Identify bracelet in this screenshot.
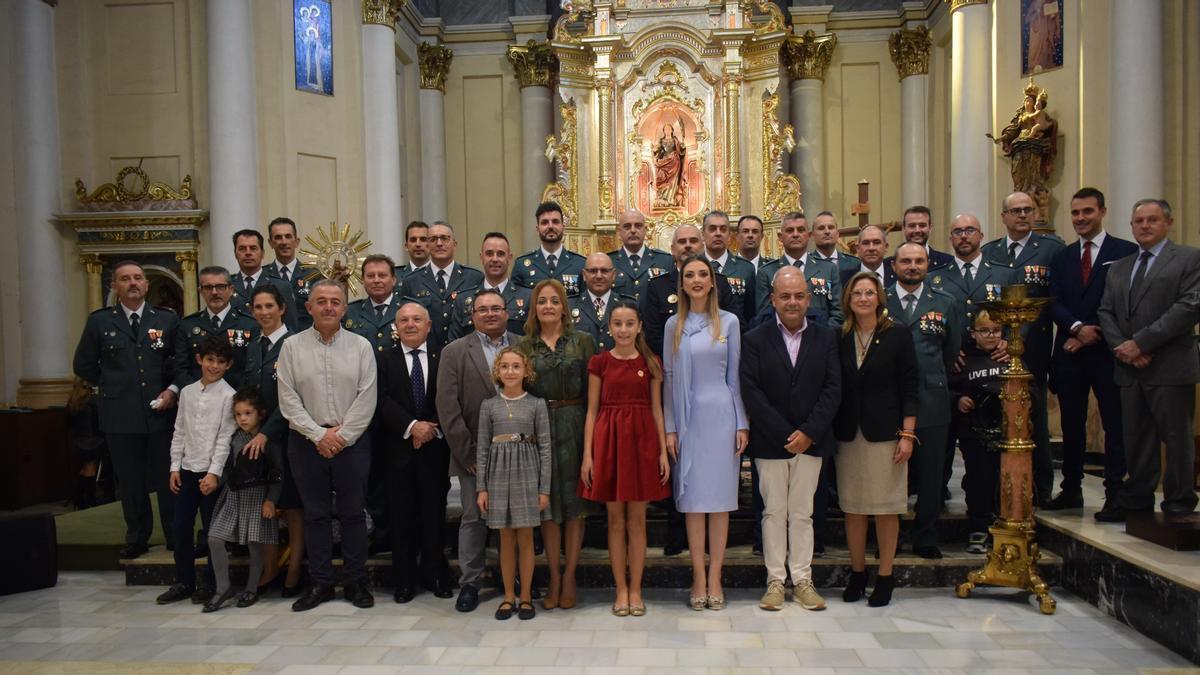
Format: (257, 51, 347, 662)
(897, 430, 919, 444)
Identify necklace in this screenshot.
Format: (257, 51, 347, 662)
(855, 328, 874, 356)
(501, 392, 524, 419)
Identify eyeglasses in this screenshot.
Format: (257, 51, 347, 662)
(972, 328, 1003, 336)
(428, 235, 453, 243)
(200, 284, 231, 292)
(583, 267, 614, 274)
(1005, 207, 1036, 216)
(850, 290, 878, 298)
(474, 306, 507, 315)
(950, 227, 980, 237)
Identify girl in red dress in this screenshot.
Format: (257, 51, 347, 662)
(580, 301, 670, 616)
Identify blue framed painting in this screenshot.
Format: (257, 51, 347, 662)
(294, 0, 333, 95)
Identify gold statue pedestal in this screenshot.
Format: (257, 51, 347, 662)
(955, 285, 1057, 615)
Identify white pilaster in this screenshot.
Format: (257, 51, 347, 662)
(362, 23, 403, 258)
(949, 1, 991, 229)
(418, 89, 447, 223)
(13, 0, 68, 404)
(1108, 0, 1163, 239)
(207, 0, 259, 266)
(790, 79, 825, 215)
(900, 74, 928, 209)
(520, 86, 553, 251)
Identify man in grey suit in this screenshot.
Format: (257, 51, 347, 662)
(1097, 198, 1200, 520)
(435, 288, 521, 611)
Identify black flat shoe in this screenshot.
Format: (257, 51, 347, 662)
(494, 600, 515, 620)
(868, 574, 895, 607)
(456, 584, 480, 613)
(394, 584, 416, 604)
(291, 584, 335, 612)
(191, 585, 215, 605)
(256, 575, 283, 596)
(842, 570, 868, 603)
(202, 588, 238, 613)
(156, 583, 193, 605)
(1042, 492, 1084, 511)
(426, 577, 454, 599)
(517, 601, 536, 620)
(343, 582, 375, 609)
(236, 591, 259, 608)
(119, 544, 149, 559)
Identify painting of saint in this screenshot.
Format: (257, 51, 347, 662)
(632, 101, 705, 216)
(295, 0, 334, 96)
(1022, 0, 1062, 75)
(654, 121, 688, 209)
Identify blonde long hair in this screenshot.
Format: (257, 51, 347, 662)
(840, 271, 893, 335)
(671, 255, 723, 353)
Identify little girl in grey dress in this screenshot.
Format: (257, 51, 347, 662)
(476, 347, 551, 621)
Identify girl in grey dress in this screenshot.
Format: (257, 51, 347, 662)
(476, 348, 552, 620)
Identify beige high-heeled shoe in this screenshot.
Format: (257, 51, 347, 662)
(705, 594, 726, 611)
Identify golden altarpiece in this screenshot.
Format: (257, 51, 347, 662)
(540, 0, 802, 257)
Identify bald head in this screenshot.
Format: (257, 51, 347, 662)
(857, 225, 888, 268)
(617, 209, 648, 252)
(583, 251, 615, 296)
(949, 213, 984, 259)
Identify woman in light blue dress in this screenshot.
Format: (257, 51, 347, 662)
(663, 255, 749, 611)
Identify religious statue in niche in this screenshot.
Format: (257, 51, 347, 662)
(989, 79, 1058, 226)
(294, 0, 334, 96)
(633, 101, 706, 217)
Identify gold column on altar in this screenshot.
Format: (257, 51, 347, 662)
(583, 32, 621, 228)
(176, 251, 199, 315)
(714, 29, 753, 217)
(80, 253, 104, 312)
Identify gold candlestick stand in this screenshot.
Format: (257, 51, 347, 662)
(956, 284, 1057, 614)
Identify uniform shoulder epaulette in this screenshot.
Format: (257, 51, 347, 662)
(153, 305, 178, 315)
(182, 309, 206, 320)
(91, 306, 115, 316)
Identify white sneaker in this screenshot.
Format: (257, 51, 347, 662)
(759, 579, 786, 611)
(793, 580, 826, 611)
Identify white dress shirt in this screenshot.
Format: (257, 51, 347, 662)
(169, 378, 237, 475)
(955, 253, 982, 278)
(206, 305, 232, 326)
(859, 263, 884, 285)
(401, 341, 443, 440)
(277, 327, 378, 445)
(121, 302, 146, 325)
(1004, 233, 1033, 260)
(263, 324, 288, 348)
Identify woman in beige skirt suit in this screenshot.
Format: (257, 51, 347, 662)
(833, 272, 919, 607)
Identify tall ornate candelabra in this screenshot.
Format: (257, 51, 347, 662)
(956, 284, 1057, 614)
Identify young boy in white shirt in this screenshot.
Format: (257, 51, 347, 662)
(156, 336, 238, 604)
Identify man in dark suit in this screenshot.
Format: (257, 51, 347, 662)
(230, 229, 298, 333)
(981, 191, 1065, 503)
(640, 223, 738, 357)
(394, 221, 433, 280)
(886, 243, 963, 558)
(1045, 188, 1137, 515)
(1097, 198, 1200, 521)
(511, 201, 587, 296)
(609, 209, 674, 302)
(376, 303, 453, 602)
(851, 225, 896, 288)
(885, 205, 955, 271)
(73, 261, 180, 559)
(449, 232, 532, 340)
(175, 266, 258, 390)
(344, 255, 404, 353)
(263, 217, 316, 330)
(570, 252, 631, 351)
(398, 222, 484, 353)
(811, 211, 861, 282)
(754, 212, 842, 328)
(741, 267, 841, 611)
(436, 289, 522, 612)
(702, 210, 757, 325)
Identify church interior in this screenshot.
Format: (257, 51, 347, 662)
(0, 0, 1199, 671)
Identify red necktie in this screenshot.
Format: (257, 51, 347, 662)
(1081, 241, 1093, 285)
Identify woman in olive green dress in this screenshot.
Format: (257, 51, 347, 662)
(516, 279, 596, 610)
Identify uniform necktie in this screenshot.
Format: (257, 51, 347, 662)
(712, 259, 722, 273)
(437, 270, 447, 294)
(547, 254, 558, 276)
(410, 348, 426, 416)
(375, 303, 387, 318)
(1130, 250, 1152, 300)
(793, 259, 804, 272)
(260, 336, 271, 363)
(962, 261, 973, 284)
(130, 312, 140, 336)
(279, 266, 289, 282)
(244, 275, 255, 294)
(903, 294, 917, 320)
(1081, 241, 1093, 285)
(1007, 242, 1020, 265)
(629, 253, 641, 274)
(594, 296, 605, 316)
(211, 313, 220, 330)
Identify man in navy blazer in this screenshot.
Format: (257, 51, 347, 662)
(1045, 188, 1137, 516)
(741, 267, 841, 611)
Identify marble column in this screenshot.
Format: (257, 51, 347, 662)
(889, 26, 932, 210)
(362, 1, 404, 259)
(207, 0, 259, 268)
(949, 0, 991, 227)
(14, 0, 70, 407)
(783, 30, 837, 216)
(418, 43, 452, 224)
(507, 41, 557, 251)
(1108, 0, 1163, 240)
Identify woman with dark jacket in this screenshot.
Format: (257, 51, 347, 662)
(833, 272, 919, 607)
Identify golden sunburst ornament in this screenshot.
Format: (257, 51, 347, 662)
(299, 223, 373, 296)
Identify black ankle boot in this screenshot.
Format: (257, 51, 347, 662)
(868, 574, 895, 607)
(73, 475, 97, 510)
(842, 570, 868, 603)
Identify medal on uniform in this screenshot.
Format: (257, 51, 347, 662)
(192, 326, 201, 335)
(523, 259, 531, 267)
(515, 298, 524, 308)
(345, 319, 355, 328)
(390, 323, 400, 343)
(571, 307, 581, 321)
(147, 328, 164, 350)
(272, 362, 278, 381)
(667, 293, 678, 304)
(297, 278, 310, 297)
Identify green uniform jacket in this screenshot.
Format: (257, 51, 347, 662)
(980, 232, 1065, 375)
(608, 246, 674, 303)
(242, 331, 292, 443)
(173, 307, 259, 389)
(232, 273, 299, 333)
(343, 293, 403, 355)
(263, 261, 319, 330)
(398, 263, 485, 353)
(754, 253, 843, 328)
(447, 282, 532, 341)
(568, 292, 635, 352)
(73, 304, 180, 434)
(511, 248, 587, 296)
(885, 285, 963, 429)
(706, 253, 757, 325)
(930, 258, 1019, 333)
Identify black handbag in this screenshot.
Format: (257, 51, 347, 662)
(227, 450, 281, 491)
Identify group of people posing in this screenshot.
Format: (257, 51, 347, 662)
(72, 190, 1199, 618)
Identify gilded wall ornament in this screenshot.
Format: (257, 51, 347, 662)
(75, 167, 194, 204)
(782, 30, 837, 81)
(362, 0, 404, 27)
(761, 93, 802, 222)
(947, 0, 987, 12)
(888, 26, 932, 80)
(506, 40, 558, 88)
(299, 223, 373, 296)
(542, 99, 579, 227)
(418, 43, 454, 92)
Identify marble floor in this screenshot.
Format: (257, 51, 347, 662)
(1, 572, 1196, 674)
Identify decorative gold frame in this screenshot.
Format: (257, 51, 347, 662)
(542, 99, 580, 228)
